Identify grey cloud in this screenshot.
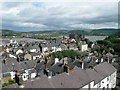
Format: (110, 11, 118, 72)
(1, 2, 118, 32)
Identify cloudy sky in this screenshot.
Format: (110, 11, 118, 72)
(1, 1, 118, 32)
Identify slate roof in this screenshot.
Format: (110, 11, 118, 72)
(86, 69, 103, 84)
(35, 61, 45, 70)
(2, 58, 37, 73)
(93, 62, 117, 78)
(3, 62, 117, 89)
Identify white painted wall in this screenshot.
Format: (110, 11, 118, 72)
(22, 73, 28, 81)
(81, 44, 88, 52)
(16, 49, 23, 55)
(33, 55, 41, 60)
(30, 73, 36, 79)
(30, 49, 37, 53)
(56, 47, 62, 51)
(43, 47, 48, 53)
(9, 54, 16, 58)
(51, 47, 56, 52)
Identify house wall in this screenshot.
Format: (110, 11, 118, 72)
(30, 73, 36, 79)
(93, 71, 117, 89)
(110, 71, 117, 88)
(42, 47, 48, 53)
(24, 54, 32, 60)
(9, 71, 16, 80)
(9, 54, 16, 58)
(80, 84, 89, 90)
(30, 49, 37, 53)
(81, 44, 88, 52)
(90, 81, 95, 88)
(51, 47, 56, 52)
(56, 47, 62, 51)
(16, 50, 23, 55)
(33, 55, 41, 60)
(22, 73, 28, 81)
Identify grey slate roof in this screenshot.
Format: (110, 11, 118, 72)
(2, 58, 37, 73)
(93, 62, 117, 77)
(4, 62, 117, 89)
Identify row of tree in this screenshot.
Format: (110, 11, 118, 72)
(97, 32, 120, 56)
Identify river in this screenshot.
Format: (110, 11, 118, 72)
(1, 36, 107, 43)
(85, 36, 107, 42)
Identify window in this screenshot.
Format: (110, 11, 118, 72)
(24, 76, 26, 78)
(88, 84, 90, 90)
(99, 82, 101, 88)
(107, 77, 109, 81)
(103, 87, 105, 90)
(107, 84, 109, 90)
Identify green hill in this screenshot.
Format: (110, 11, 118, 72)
(30, 28, 118, 36)
(1, 28, 119, 37)
(1, 29, 22, 36)
(97, 31, 120, 56)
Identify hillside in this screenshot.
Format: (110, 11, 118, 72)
(97, 31, 120, 56)
(30, 28, 118, 36)
(1, 28, 119, 37)
(68, 29, 118, 36)
(1, 29, 22, 36)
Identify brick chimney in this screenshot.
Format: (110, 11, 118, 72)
(15, 70, 23, 86)
(17, 55, 20, 62)
(44, 65, 52, 78)
(64, 64, 70, 73)
(47, 56, 51, 63)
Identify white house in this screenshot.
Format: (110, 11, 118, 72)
(80, 44, 88, 52)
(56, 47, 62, 52)
(16, 49, 23, 55)
(9, 54, 16, 58)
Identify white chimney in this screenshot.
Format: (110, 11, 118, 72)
(95, 59, 98, 63)
(63, 57, 68, 65)
(101, 58, 103, 63)
(82, 61, 84, 69)
(47, 70, 52, 79)
(55, 58, 59, 64)
(112, 58, 115, 63)
(108, 56, 110, 63)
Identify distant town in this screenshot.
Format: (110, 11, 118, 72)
(1, 32, 120, 89)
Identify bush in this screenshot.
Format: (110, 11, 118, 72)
(2, 79, 16, 87)
(49, 50, 79, 59)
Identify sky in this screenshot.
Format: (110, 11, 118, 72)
(0, 1, 118, 32)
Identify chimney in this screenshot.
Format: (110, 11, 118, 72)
(81, 61, 84, 69)
(17, 55, 20, 62)
(101, 58, 103, 63)
(64, 64, 70, 73)
(75, 56, 77, 60)
(107, 56, 110, 63)
(47, 57, 51, 63)
(63, 57, 68, 65)
(112, 58, 115, 63)
(47, 70, 52, 79)
(15, 70, 23, 87)
(3, 59, 6, 64)
(55, 58, 59, 64)
(44, 65, 52, 78)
